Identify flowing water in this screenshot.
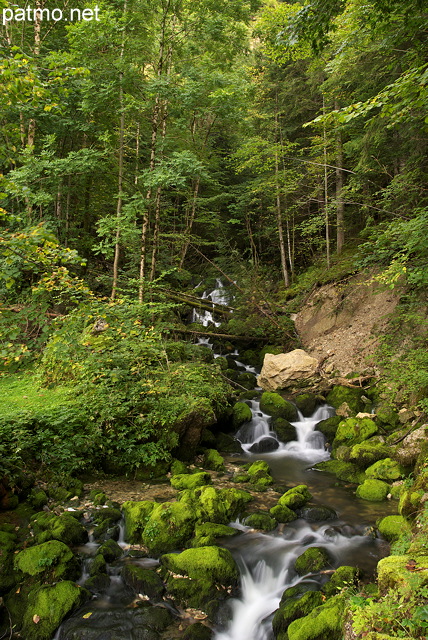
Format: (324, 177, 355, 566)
(53, 281, 393, 640)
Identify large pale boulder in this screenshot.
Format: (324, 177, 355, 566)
(257, 350, 319, 391)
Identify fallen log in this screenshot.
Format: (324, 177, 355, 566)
(170, 328, 270, 342)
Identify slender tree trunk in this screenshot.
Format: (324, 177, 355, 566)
(245, 210, 259, 269)
(179, 176, 200, 268)
(65, 175, 71, 247)
(275, 101, 290, 288)
(323, 95, 330, 269)
(111, 0, 127, 301)
(335, 102, 345, 254)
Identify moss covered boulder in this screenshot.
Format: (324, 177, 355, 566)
(273, 590, 323, 636)
(398, 489, 424, 517)
(122, 500, 155, 543)
(356, 479, 390, 501)
(287, 595, 346, 640)
(232, 402, 252, 428)
(278, 485, 312, 510)
(315, 460, 366, 485)
(272, 417, 296, 443)
(326, 386, 365, 414)
(260, 392, 298, 421)
(14, 540, 80, 581)
(30, 512, 88, 546)
(203, 449, 225, 472)
(294, 547, 332, 575)
(269, 504, 298, 523)
(349, 441, 390, 468)
(377, 555, 428, 593)
(294, 393, 318, 417)
(243, 512, 277, 531)
(121, 564, 165, 598)
(170, 472, 212, 490)
(322, 566, 359, 597)
(0, 529, 19, 595)
(178, 486, 252, 525)
(247, 460, 273, 486)
(161, 546, 238, 584)
(142, 501, 197, 554)
(298, 505, 337, 522)
(365, 458, 406, 481)
(191, 522, 238, 547)
(332, 417, 378, 452)
(182, 622, 213, 640)
(21, 581, 89, 640)
(315, 416, 341, 441)
(377, 515, 411, 541)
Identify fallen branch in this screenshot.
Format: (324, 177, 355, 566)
(171, 328, 269, 342)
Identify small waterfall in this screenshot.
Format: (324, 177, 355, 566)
(192, 279, 229, 328)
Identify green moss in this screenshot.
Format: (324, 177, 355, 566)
(244, 512, 277, 531)
(349, 442, 390, 468)
(170, 472, 212, 490)
(30, 512, 87, 546)
(273, 591, 323, 635)
(273, 417, 296, 442)
(232, 401, 252, 427)
(89, 553, 106, 576)
(315, 416, 341, 441)
(322, 566, 359, 597)
(398, 489, 424, 517)
(326, 386, 365, 413)
(269, 504, 298, 523)
(237, 372, 257, 390)
(182, 622, 213, 640)
(365, 458, 406, 481)
(161, 546, 238, 584)
(97, 539, 122, 563)
(376, 405, 400, 429)
(14, 540, 79, 581)
(333, 417, 378, 451)
(165, 575, 218, 611)
(0, 530, 19, 595)
(178, 486, 252, 525)
(121, 564, 165, 598)
(287, 595, 346, 640)
(142, 501, 197, 554)
(22, 581, 89, 640)
(247, 460, 273, 484)
(315, 460, 366, 484)
(232, 472, 250, 483)
(278, 485, 312, 510)
(377, 555, 428, 594)
(356, 479, 390, 501)
(294, 547, 332, 575)
(203, 449, 225, 472)
(191, 522, 238, 547)
(170, 459, 188, 475)
(377, 515, 411, 541)
(260, 392, 298, 421)
(28, 489, 48, 510)
(122, 500, 155, 543)
(294, 393, 318, 417)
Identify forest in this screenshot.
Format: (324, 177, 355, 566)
(0, 0, 428, 639)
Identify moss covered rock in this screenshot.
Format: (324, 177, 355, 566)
(122, 500, 155, 543)
(273, 590, 323, 636)
(232, 402, 252, 428)
(294, 547, 332, 575)
(178, 486, 252, 525)
(298, 505, 337, 522)
(272, 417, 296, 443)
(121, 564, 165, 598)
(170, 472, 212, 490)
(0, 530, 19, 595)
(315, 460, 366, 484)
(237, 372, 257, 390)
(243, 512, 277, 531)
(161, 546, 238, 585)
(398, 489, 424, 517)
(164, 574, 218, 612)
(97, 538, 122, 563)
(365, 458, 406, 481)
(269, 504, 298, 523)
(30, 512, 88, 546)
(260, 392, 298, 421)
(315, 416, 341, 441)
(247, 460, 273, 484)
(14, 540, 79, 581)
(170, 459, 188, 475)
(349, 441, 390, 468)
(142, 501, 197, 554)
(278, 485, 312, 510)
(322, 566, 359, 597)
(294, 393, 318, 417)
(326, 386, 365, 413)
(191, 522, 239, 547)
(333, 417, 378, 451)
(377, 515, 411, 541)
(182, 622, 213, 640)
(203, 449, 225, 472)
(356, 479, 390, 502)
(287, 595, 346, 640)
(21, 581, 89, 640)
(377, 554, 428, 593)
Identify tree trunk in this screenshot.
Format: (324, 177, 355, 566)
(275, 103, 290, 288)
(179, 176, 201, 269)
(335, 127, 345, 254)
(323, 95, 330, 269)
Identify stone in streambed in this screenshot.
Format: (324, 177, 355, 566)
(248, 436, 279, 453)
(332, 417, 378, 452)
(315, 415, 341, 441)
(243, 512, 277, 531)
(273, 590, 323, 636)
(269, 504, 298, 523)
(170, 472, 212, 490)
(315, 460, 366, 485)
(161, 546, 238, 584)
(232, 401, 252, 428)
(348, 441, 390, 468)
(278, 485, 312, 510)
(182, 622, 213, 640)
(272, 417, 296, 443)
(258, 350, 319, 391)
(237, 372, 257, 390)
(21, 581, 90, 640)
(30, 512, 88, 546)
(297, 505, 337, 522)
(286, 594, 346, 640)
(294, 547, 332, 575)
(191, 522, 239, 547)
(356, 479, 390, 502)
(14, 540, 80, 582)
(246, 460, 273, 484)
(177, 485, 252, 525)
(365, 458, 406, 481)
(203, 449, 225, 472)
(122, 500, 156, 544)
(326, 386, 365, 414)
(322, 565, 359, 597)
(142, 501, 197, 554)
(259, 392, 298, 421)
(294, 393, 319, 417)
(121, 565, 165, 598)
(377, 515, 411, 541)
